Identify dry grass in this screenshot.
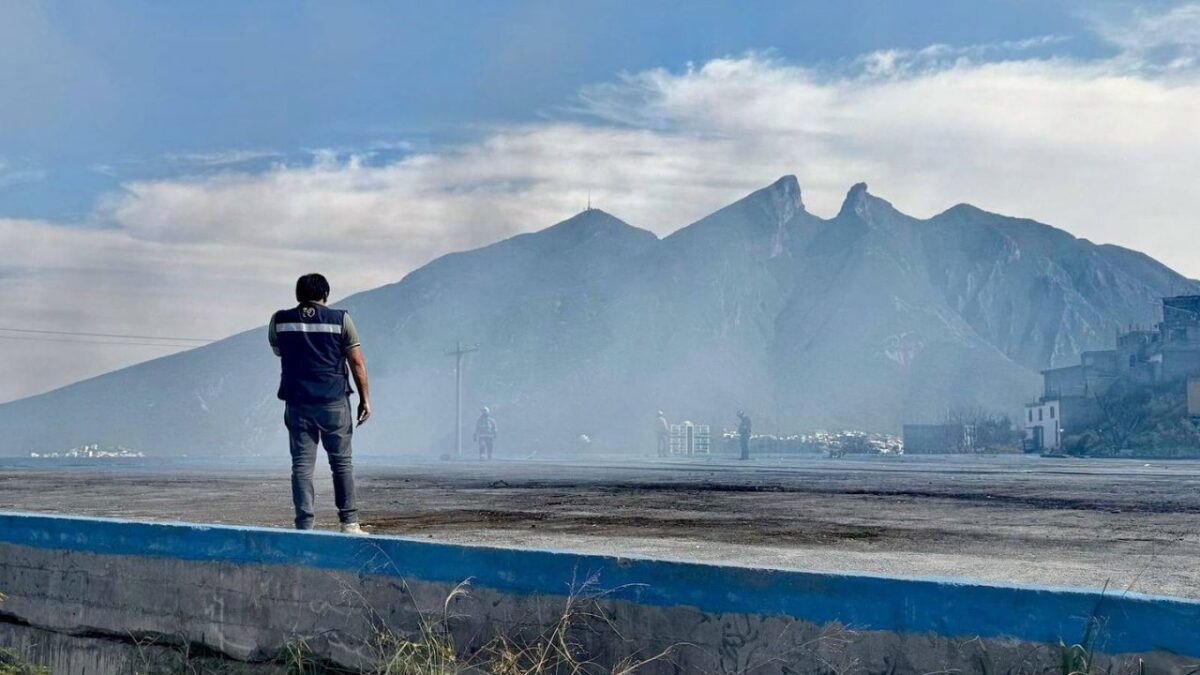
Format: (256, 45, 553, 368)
(356, 576, 673, 675)
(1, 576, 669, 675)
(0, 649, 50, 675)
(0, 592, 48, 675)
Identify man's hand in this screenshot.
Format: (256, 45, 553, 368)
(347, 345, 371, 427)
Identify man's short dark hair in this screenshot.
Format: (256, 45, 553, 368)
(295, 273, 331, 303)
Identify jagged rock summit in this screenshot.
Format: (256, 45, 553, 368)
(1, 177, 1195, 456)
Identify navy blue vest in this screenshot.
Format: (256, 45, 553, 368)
(274, 302, 352, 404)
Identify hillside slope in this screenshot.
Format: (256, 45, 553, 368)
(1, 177, 1194, 456)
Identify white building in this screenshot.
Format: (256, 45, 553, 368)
(1024, 399, 1062, 451)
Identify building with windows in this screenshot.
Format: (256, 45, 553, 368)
(1024, 295, 1200, 452)
(1160, 296, 1200, 381)
(1115, 296, 1200, 382)
(1023, 396, 1102, 451)
(1024, 400, 1060, 451)
(1024, 351, 1115, 452)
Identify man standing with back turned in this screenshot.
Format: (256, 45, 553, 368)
(269, 273, 371, 533)
(736, 411, 752, 461)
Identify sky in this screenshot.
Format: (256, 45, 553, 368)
(1, 0, 1199, 402)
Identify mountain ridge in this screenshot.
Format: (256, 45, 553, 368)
(1, 177, 1195, 456)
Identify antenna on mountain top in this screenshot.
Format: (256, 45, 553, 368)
(587, 188, 592, 211)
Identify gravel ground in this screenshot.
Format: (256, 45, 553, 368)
(2, 455, 1198, 598)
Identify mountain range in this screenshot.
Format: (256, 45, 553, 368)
(2, 176, 1195, 456)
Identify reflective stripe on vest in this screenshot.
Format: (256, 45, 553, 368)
(275, 322, 343, 334)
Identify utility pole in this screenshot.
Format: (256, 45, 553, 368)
(446, 341, 479, 458)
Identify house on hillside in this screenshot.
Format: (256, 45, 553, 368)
(1024, 397, 1104, 452)
(1026, 350, 1117, 451)
(1159, 296, 1200, 380)
(1024, 295, 1200, 452)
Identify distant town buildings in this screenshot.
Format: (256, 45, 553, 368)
(718, 429, 901, 457)
(1025, 295, 1200, 452)
(29, 443, 145, 459)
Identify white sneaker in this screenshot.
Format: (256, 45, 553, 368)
(340, 523, 366, 535)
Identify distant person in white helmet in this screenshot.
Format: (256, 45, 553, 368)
(474, 406, 497, 460)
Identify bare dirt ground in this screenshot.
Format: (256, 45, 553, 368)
(2, 455, 1198, 599)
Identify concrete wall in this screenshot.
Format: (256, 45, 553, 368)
(902, 424, 970, 454)
(1041, 357, 1118, 402)
(1162, 345, 1200, 382)
(1, 512, 1198, 674)
(1161, 295, 1200, 328)
(1043, 365, 1086, 398)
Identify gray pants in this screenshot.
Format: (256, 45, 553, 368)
(285, 398, 357, 529)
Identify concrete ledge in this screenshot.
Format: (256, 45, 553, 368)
(1, 511, 1198, 671)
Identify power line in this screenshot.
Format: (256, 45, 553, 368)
(0, 327, 214, 343)
(0, 334, 200, 349)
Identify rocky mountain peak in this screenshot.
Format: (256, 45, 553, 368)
(553, 207, 632, 231)
(524, 208, 657, 252)
(837, 182, 872, 220)
(664, 176, 807, 248)
(835, 182, 907, 228)
(763, 174, 805, 216)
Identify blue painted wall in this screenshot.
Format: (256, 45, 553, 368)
(1, 511, 1197, 656)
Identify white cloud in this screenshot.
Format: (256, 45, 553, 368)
(162, 148, 284, 167)
(0, 158, 47, 189)
(1088, 2, 1200, 68)
(4, 3, 1200, 401)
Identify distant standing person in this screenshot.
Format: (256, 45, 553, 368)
(656, 410, 670, 457)
(269, 273, 370, 534)
(737, 411, 752, 460)
(475, 406, 497, 460)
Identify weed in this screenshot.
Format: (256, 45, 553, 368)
(282, 638, 321, 675)
(124, 632, 283, 675)
(0, 593, 47, 675)
(0, 648, 50, 675)
(474, 580, 671, 675)
(368, 579, 469, 675)
(355, 573, 671, 675)
(280, 639, 355, 675)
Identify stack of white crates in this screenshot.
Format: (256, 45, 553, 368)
(669, 422, 710, 456)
